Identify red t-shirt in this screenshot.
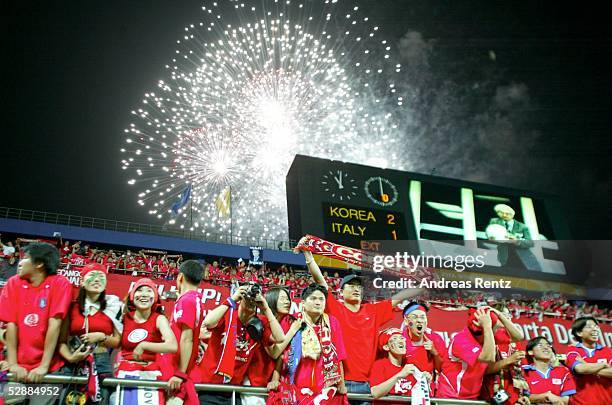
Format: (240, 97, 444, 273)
(370, 357, 413, 404)
(248, 314, 293, 387)
(70, 254, 88, 268)
(565, 343, 612, 405)
(325, 293, 394, 381)
(199, 311, 273, 384)
(68, 303, 114, 336)
(522, 364, 576, 398)
(481, 327, 522, 403)
(437, 327, 489, 399)
(0, 274, 72, 371)
(169, 290, 205, 374)
(120, 312, 163, 363)
(402, 328, 447, 374)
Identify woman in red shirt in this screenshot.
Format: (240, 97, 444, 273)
(114, 278, 177, 405)
(58, 263, 122, 404)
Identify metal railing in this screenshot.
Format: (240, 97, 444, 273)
(2, 374, 488, 404)
(0, 207, 295, 251)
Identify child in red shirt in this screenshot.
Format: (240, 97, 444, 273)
(167, 261, 206, 405)
(370, 328, 432, 404)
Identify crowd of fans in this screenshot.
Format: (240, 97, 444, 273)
(428, 292, 611, 323)
(1, 235, 609, 323)
(0, 240, 610, 405)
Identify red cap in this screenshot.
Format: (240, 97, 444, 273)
(378, 328, 404, 350)
(467, 307, 499, 333)
(80, 263, 108, 280)
(129, 278, 160, 304)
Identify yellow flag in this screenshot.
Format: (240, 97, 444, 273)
(216, 186, 231, 218)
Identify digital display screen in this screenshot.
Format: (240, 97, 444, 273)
(286, 155, 577, 284)
(322, 202, 408, 248)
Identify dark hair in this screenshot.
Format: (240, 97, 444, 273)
(23, 242, 60, 275)
(301, 283, 327, 300)
(525, 336, 551, 362)
(77, 288, 107, 313)
(571, 316, 598, 342)
(179, 260, 204, 285)
(265, 287, 291, 317)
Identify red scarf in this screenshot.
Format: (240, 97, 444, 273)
(214, 306, 237, 382)
(172, 371, 198, 405)
(85, 354, 102, 403)
(297, 235, 434, 282)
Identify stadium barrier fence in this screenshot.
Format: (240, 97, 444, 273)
(3, 373, 489, 404)
(0, 206, 296, 251)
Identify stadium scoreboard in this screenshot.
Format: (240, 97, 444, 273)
(287, 155, 578, 283)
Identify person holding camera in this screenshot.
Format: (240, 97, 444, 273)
(57, 263, 122, 404)
(522, 336, 575, 405)
(197, 281, 285, 405)
(481, 304, 529, 404)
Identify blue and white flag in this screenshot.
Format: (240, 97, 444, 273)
(170, 184, 192, 216)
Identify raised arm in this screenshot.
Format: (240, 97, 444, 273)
(203, 286, 247, 328)
(296, 237, 328, 289)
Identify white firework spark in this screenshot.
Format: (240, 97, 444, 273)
(121, 0, 407, 242)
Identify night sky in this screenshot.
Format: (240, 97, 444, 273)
(4, 1, 612, 239)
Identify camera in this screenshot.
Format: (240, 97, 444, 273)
(245, 281, 261, 301)
(69, 336, 95, 353)
(492, 389, 509, 404)
(246, 316, 264, 341)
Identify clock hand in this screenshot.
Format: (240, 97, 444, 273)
(379, 177, 384, 197)
(334, 171, 344, 190)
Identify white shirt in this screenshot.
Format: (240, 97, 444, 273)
(2, 245, 15, 256)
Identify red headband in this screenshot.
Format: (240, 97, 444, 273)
(378, 328, 404, 350)
(80, 263, 108, 280)
(129, 278, 159, 304)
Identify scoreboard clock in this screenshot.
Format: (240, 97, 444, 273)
(287, 155, 414, 249)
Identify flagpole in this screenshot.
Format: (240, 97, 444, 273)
(229, 185, 233, 244)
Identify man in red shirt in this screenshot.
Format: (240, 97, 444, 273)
(167, 260, 206, 405)
(523, 336, 576, 404)
(437, 307, 498, 399)
(198, 282, 285, 404)
(299, 244, 420, 404)
(0, 243, 72, 405)
(370, 328, 432, 404)
(401, 302, 446, 375)
(565, 316, 612, 405)
(291, 284, 348, 404)
(481, 305, 528, 404)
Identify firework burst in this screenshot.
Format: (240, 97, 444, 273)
(121, 0, 406, 242)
